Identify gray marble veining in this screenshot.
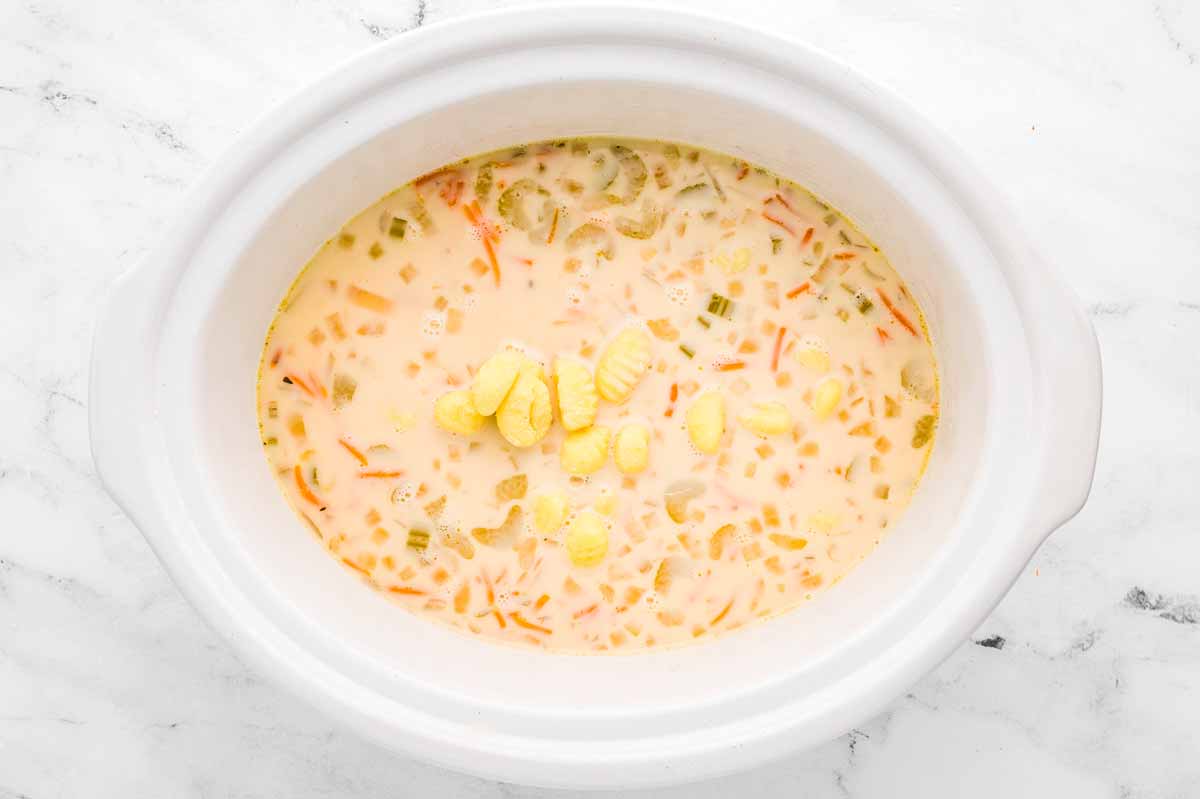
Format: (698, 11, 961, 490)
(2, 0, 1198, 795)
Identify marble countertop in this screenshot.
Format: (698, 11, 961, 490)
(3, 0, 1198, 795)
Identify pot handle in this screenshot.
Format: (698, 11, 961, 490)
(1022, 263, 1102, 540)
(89, 257, 168, 534)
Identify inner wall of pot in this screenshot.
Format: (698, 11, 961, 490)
(192, 57, 990, 717)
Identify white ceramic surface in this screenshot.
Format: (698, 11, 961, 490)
(85, 6, 1100, 789)
(15, 0, 1199, 796)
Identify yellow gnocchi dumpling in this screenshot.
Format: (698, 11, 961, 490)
(811, 377, 843, 421)
(434, 390, 486, 435)
(517, 355, 547, 383)
(595, 327, 652, 403)
(496, 370, 552, 447)
(565, 509, 609, 566)
(807, 511, 839, 534)
(390, 409, 417, 433)
(686, 391, 725, 454)
(471, 350, 525, 416)
(714, 247, 751, 276)
(613, 423, 650, 474)
(560, 425, 611, 475)
(593, 492, 617, 516)
(533, 491, 569, 534)
(554, 357, 599, 431)
(737, 401, 793, 437)
(793, 335, 831, 373)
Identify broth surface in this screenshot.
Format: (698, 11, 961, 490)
(257, 138, 939, 652)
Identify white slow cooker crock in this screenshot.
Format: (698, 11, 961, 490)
(89, 6, 1101, 789)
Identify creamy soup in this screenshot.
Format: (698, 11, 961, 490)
(257, 138, 938, 653)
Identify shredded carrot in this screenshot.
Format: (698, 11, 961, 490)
(573, 603, 599, 620)
(463, 201, 481, 226)
(546, 207, 560, 244)
(762, 211, 795, 237)
(801, 227, 814, 246)
(387, 585, 426, 596)
(358, 470, 404, 479)
(666, 382, 679, 416)
(464, 202, 502, 287)
(710, 598, 735, 626)
(772, 193, 802, 217)
(285, 373, 315, 398)
(876, 288, 918, 336)
(717, 360, 746, 372)
(833, 252, 856, 261)
(414, 167, 451, 187)
(439, 178, 464, 207)
(736, 162, 750, 180)
(516, 257, 534, 267)
(510, 612, 552, 634)
(534, 593, 550, 610)
(876, 326, 892, 344)
(484, 571, 495, 605)
(307, 371, 328, 399)
(338, 438, 367, 466)
(786, 282, 811, 299)
(269, 348, 282, 367)
(492, 609, 507, 629)
(463, 201, 499, 241)
(341, 558, 371, 577)
(771, 326, 787, 372)
(294, 464, 321, 505)
(482, 236, 500, 286)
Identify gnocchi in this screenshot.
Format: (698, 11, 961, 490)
(496, 369, 553, 447)
(737, 401, 793, 437)
(471, 350, 525, 415)
(686, 391, 725, 454)
(794, 345, 831, 374)
(560, 426, 611, 476)
(565, 509, 609, 566)
(595, 327, 652, 403)
(533, 491, 569, 534)
(811, 378, 844, 421)
(434, 390, 486, 435)
(554, 357, 599, 431)
(613, 424, 651, 474)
